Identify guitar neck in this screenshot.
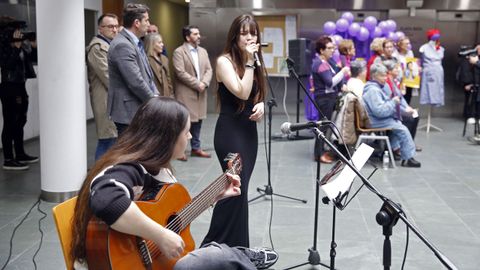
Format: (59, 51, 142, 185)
(166, 169, 232, 232)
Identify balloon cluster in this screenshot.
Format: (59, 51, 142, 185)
(323, 12, 405, 44)
(322, 12, 405, 59)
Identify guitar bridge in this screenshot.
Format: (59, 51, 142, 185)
(137, 239, 153, 268)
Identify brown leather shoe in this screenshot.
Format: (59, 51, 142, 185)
(319, 153, 333, 164)
(177, 154, 188, 161)
(191, 149, 211, 158)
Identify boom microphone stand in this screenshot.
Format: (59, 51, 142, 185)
(283, 58, 331, 270)
(249, 60, 307, 204)
(313, 128, 459, 270)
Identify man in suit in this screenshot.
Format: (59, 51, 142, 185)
(86, 13, 119, 160)
(107, 3, 158, 135)
(173, 25, 212, 160)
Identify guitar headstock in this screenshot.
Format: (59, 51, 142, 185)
(224, 153, 242, 175)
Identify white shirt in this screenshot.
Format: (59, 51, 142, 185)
(187, 43, 201, 81)
(347, 77, 365, 98)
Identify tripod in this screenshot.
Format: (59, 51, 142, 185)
(249, 64, 307, 204)
(462, 84, 479, 137)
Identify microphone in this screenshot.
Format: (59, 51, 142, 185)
(280, 120, 331, 134)
(253, 51, 261, 67)
(260, 42, 269, 47)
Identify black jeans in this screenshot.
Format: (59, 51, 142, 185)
(0, 82, 29, 160)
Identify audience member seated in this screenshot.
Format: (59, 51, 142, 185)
(362, 63, 421, 168)
(382, 60, 421, 152)
(346, 59, 367, 98)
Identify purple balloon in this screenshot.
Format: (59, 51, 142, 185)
(357, 26, 370, 41)
(323, 21, 336, 35)
(336, 18, 349, 32)
(370, 26, 383, 38)
(387, 31, 397, 41)
(348, 22, 361, 37)
(341, 12, 354, 23)
(378, 21, 389, 35)
(331, 34, 343, 45)
(386, 20, 397, 32)
(363, 16, 378, 31)
(396, 31, 405, 40)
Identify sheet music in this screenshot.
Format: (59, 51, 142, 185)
(321, 143, 374, 202)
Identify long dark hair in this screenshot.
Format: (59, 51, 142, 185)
(70, 97, 190, 263)
(221, 14, 266, 111)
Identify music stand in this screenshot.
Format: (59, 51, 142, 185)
(319, 159, 379, 270)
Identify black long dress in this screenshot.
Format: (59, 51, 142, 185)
(201, 82, 258, 248)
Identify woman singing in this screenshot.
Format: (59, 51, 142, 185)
(202, 14, 266, 248)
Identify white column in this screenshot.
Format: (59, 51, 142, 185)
(37, 0, 86, 202)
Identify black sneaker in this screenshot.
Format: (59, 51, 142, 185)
(237, 247, 278, 269)
(3, 159, 29, 170)
(16, 154, 39, 164)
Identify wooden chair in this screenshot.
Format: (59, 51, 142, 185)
(354, 109, 396, 168)
(52, 196, 78, 270)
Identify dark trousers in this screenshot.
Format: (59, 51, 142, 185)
(404, 87, 413, 104)
(314, 94, 337, 157)
(0, 82, 29, 160)
(463, 90, 480, 119)
(190, 120, 203, 150)
(402, 114, 419, 140)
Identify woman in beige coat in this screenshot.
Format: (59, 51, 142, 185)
(144, 33, 174, 97)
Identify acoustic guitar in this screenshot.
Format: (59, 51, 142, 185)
(85, 153, 242, 270)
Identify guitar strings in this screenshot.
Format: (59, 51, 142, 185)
(142, 159, 241, 257)
(146, 163, 240, 258)
(166, 161, 240, 232)
(167, 172, 230, 232)
(147, 174, 229, 258)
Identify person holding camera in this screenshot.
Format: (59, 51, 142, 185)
(0, 26, 39, 170)
(458, 46, 480, 124)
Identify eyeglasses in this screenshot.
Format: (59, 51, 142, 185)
(101, 25, 119, 29)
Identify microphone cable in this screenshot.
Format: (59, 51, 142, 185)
(259, 62, 277, 251)
(1, 197, 46, 270)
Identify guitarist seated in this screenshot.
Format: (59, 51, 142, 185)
(70, 97, 278, 270)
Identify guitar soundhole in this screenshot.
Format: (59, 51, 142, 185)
(167, 214, 182, 234)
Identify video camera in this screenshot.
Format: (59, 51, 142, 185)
(0, 17, 36, 42)
(458, 45, 478, 58)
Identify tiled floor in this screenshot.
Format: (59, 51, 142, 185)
(1, 114, 479, 270)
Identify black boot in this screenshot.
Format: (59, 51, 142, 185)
(401, 158, 421, 168)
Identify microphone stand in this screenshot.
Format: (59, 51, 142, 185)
(249, 62, 307, 204)
(283, 58, 332, 270)
(313, 128, 459, 270)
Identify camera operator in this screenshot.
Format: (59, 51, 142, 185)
(458, 45, 480, 142)
(0, 18, 39, 170)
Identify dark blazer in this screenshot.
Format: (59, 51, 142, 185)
(107, 29, 157, 124)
